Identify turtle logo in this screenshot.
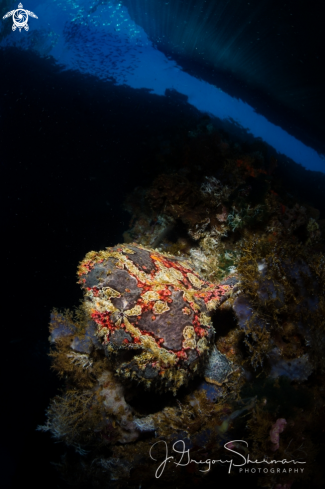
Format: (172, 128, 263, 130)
(3, 3, 38, 32)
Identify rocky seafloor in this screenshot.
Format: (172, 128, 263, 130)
(39, 121, 325, 489)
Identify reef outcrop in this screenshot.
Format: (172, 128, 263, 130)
(39, 123, 325, 489)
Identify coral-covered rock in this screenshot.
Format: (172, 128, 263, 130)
(268, 349, 313, 381)
(77, 243, 234, 392)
